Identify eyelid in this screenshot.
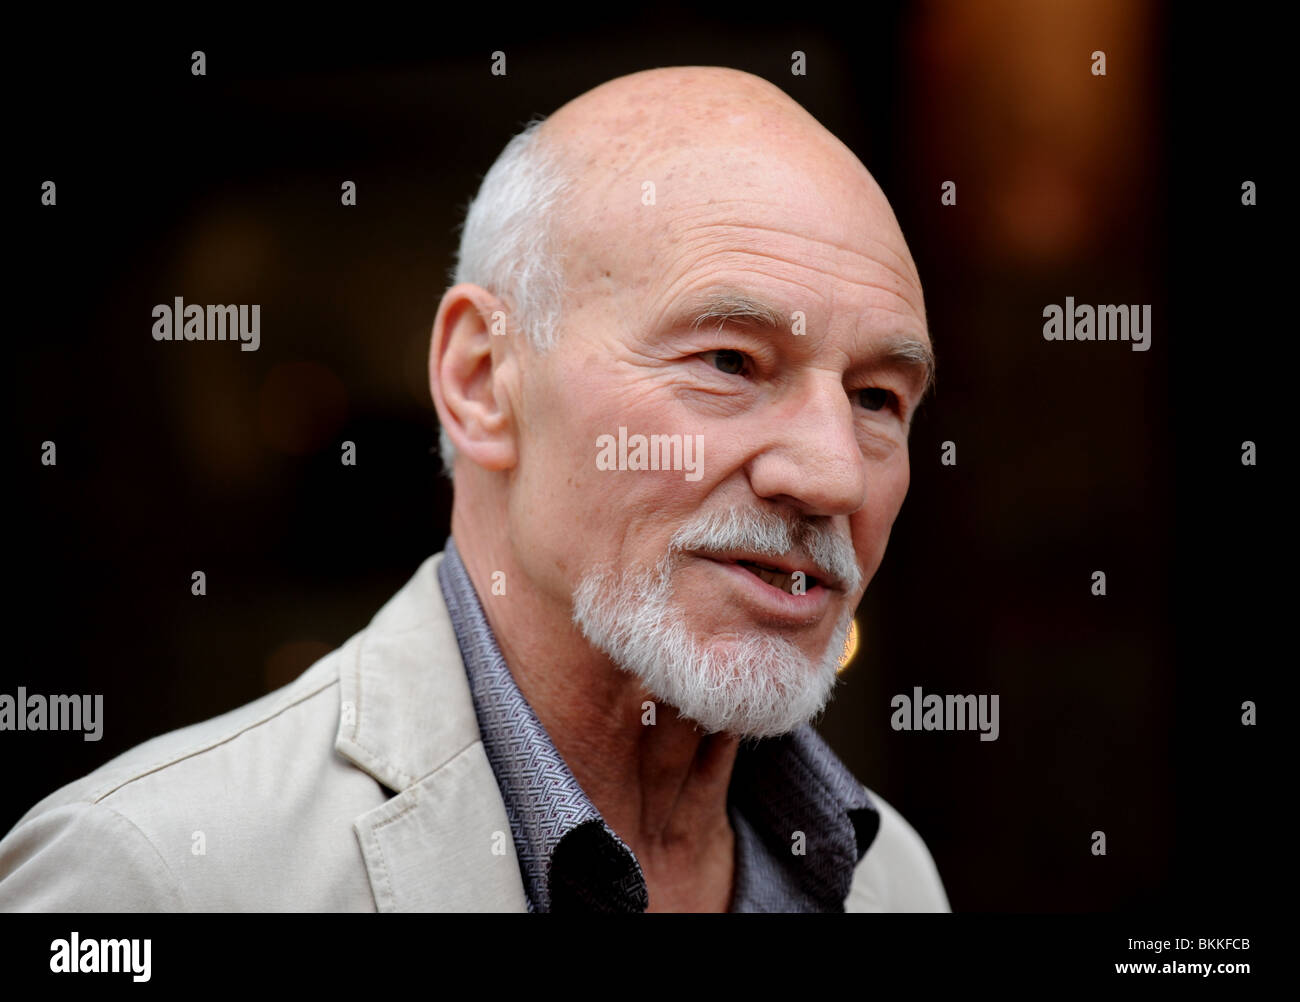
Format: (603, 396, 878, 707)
(697, 348, 754, 375)
(694, 352, 910, 418)
(853, 385, 905, 418)
(687, 327, 777, 362)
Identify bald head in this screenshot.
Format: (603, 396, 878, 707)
(536, 67, 923, 325)
(438, 64, 930, 473)
(542, 66, 844, 173)
(542, 66, 871, 190)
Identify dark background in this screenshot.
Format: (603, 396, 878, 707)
(8, 4, 1279, 912)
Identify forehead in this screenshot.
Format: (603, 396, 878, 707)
(562, 141, 927, 345)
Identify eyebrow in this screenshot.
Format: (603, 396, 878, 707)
(688, 290, 788, 333)
(682, 289, 936, 400)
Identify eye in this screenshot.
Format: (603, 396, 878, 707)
(700, 349, 750, 376)
(856, 387, 894, 412)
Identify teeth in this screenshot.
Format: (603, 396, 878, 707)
(741, 561, 796, 594)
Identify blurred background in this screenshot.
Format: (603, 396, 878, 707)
(9, 2, 1279, 911)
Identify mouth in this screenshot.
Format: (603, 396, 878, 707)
(692, 550, 845, 595)
(734, 559, 817, 595)
(694, 553, 836, 626)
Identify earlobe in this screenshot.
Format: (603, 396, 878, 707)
(429, 284, 518, 473)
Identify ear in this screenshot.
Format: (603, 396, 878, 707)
(429, 283, 518, 473)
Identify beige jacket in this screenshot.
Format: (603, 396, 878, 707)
(0, 552, 949, 912)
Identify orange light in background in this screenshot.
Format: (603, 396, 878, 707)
(909, 0, 1154, 266)
(837, 618, 860, 673)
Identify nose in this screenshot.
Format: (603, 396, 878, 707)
(744, 375, 869, 517)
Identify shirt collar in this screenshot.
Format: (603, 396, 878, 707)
(437, 535, 878, 911)
(437, 538, 644, 911)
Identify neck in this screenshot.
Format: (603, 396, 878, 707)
(450, 517, 741, 911)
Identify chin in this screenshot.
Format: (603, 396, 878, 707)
(572, 550, 855, 740)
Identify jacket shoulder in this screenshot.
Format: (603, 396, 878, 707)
(845, 789, 950, 912)
(15, 647, 346, 819)
(0, 800, 189, 911)
(0, 638, 381, 911)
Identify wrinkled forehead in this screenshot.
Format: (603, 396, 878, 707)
(546, 121, 924, 329)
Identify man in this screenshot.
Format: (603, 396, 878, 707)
(0, 66, 947, 912)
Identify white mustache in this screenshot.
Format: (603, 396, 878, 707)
(668, 507, 862, 592)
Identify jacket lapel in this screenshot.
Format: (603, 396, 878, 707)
(334, 552, 529, 912)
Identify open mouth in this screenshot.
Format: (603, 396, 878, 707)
(735, 559, 817, 595)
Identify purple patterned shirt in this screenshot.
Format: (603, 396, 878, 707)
(438, 536, 878, 912)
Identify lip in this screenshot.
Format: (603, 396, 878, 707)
(696, 554, 835, 627)
(697, 550, 844, 591)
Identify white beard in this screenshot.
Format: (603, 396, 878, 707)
(571, 508, 859, 739)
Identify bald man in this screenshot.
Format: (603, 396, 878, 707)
(0, 67, 948, 913)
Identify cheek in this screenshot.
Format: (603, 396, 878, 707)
(854, 456, 911, 569)
(517, 368, 617, 494)
(511, 373, 693, 569)
(880, 448, 912, 514)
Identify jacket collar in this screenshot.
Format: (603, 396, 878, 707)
(333, 552, 529, 911)
(330, 550, 878, 912)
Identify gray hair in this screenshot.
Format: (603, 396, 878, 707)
(438, 117, 575, 478)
